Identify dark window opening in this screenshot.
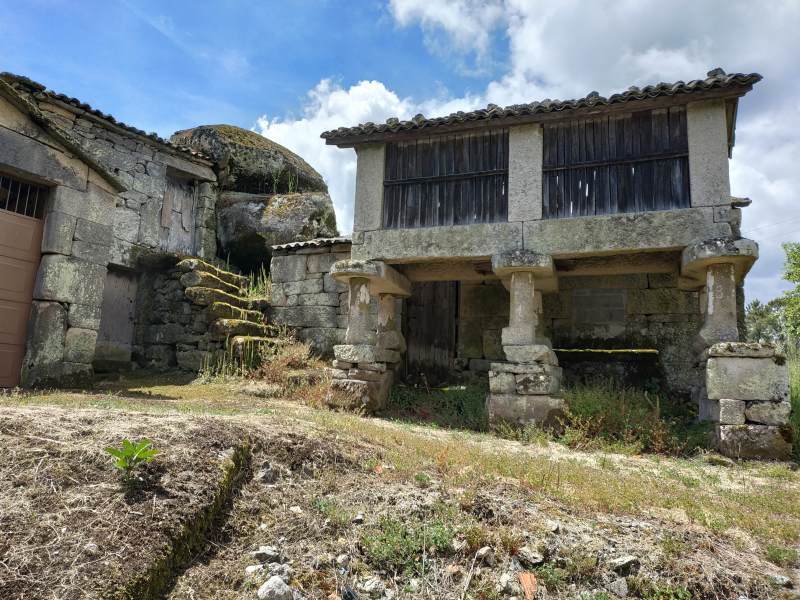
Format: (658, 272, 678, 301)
(542, 107, 690, 219)
(383, 130, 509, 229)
(0, 173, 47, 219)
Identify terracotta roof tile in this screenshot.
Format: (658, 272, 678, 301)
(0, 72, 213, 161)
(321, 69, 761, 145)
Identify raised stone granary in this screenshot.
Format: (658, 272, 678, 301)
(315, 68, 793, 459)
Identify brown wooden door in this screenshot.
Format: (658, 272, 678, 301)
(0, 208, 43, 387)
(402, 281, 458, 385)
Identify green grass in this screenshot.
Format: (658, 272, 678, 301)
(360, 511, 455, 574)
(382, 383, 489, 431)
(765, 543, 800, 567)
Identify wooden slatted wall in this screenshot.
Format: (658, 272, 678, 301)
(542, 107, 690, 219)
(383, 130, 508, 229)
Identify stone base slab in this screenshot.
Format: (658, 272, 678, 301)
(706, 355, 789, 402)
(328, 371, 393, 413)
(489, 363, 562, 395)
(716, 425, 792, 460)
(487, 393, 566, 428)
(333, 344, 376, 364)
(500, 345, 558, 365)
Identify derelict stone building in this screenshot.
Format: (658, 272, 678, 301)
(307, 68, 791, 459)
(0, 73, 336, 387)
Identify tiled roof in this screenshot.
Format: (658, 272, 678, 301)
(321, 69, 762, 145)
(0, 72, 212, 162)
(271, 236, 352, 251)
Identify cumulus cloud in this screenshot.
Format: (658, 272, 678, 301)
(255, 0, 800, 301)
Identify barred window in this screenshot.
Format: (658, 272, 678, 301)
(0, 173, 47, 219)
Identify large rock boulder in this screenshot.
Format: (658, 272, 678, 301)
(170, 124, 327, 194)
(217, 191, 338, 271)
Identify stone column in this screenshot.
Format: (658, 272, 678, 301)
(328, 259, 410, 412)
(377, 293, 405, 355)
(488, 250, 563, 427)
(698, 263, 738, 347)
(681, 238, 792, 460)
(345, 277, 375, 345)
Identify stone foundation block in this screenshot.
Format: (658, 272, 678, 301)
(34, 255, 106, 306)
(707, 341, 777, 359)
(67, 303, 102, 330)
(516, 369, 561, 395)
(377, 330, 406, 352)
(329, 372, 392, 412)
(716, 425, 792, 460)
(487, 393, 566, 428)
(63, 328, 98, 364)
(745, 401, 791, 426)
(332, 359, 354, 369)
(326, 367, 348, 379)
(270, 255, 308, 283)
(41, 211, 76, 255)
(348, 368, 385, 381)
(706, 356, 789, 402)
(334, 344, 376, 364)
(357, 361, 387, 372)
(707, 399, 745, 425)
(502, 344, 558, 365)
(374, 347, 401, 364)
(21, 301, 67, 386)
(489, 372, 516, 394)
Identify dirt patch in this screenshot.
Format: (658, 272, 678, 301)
(0, 407, 254, 599)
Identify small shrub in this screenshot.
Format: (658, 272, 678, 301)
(766, 543, 799, 567)
(104, 438, 159, 483)
(535, 564, 566, 591)
(629, 578, 691, 600)
(414, 472, 432, 488)
(312, 497, 350, 531)
(360, 514, 454, 574)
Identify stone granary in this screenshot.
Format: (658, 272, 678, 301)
(0, 73, 337, 387)
(312, 68, 792, 459)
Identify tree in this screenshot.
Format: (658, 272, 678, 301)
(783, 242, 800, 341)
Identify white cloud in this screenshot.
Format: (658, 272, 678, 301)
(254, 0, 800, 301)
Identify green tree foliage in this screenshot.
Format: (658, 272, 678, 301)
(745, 243, 800, 350)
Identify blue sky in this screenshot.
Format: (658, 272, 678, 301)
(1, 1, 501, 135)
(3, 0, 799, 303)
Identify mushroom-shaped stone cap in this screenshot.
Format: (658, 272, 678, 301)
(491, 250, 554, 277)
(331, 260, 411, 297)
(681, 237, 758, 284)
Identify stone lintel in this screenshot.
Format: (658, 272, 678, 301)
(680, 237, 758, 287)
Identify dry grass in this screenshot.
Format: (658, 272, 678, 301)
(2, 360, 799, 597)
(0, 406, 255, 599)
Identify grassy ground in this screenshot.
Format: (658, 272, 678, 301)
(1, 336, 798, 598)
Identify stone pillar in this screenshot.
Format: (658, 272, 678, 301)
(328, 260, 410, 412)
(344, 277, 375, 345)
(682, 238, 792, 459)
(488, 250, 564, 427)
(697, 263, 738, 348)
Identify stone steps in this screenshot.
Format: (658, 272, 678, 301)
(209, 318, 278, 341)
(180, 270, 242, 296)
(176, 258, 249, 289)
(229, 335, 290, 359)
(207, 301, 264, 324)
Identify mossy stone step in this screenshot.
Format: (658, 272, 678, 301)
(229, 335, 290, 358)
(207, 301, 264, 324)
(209, 318, 278, 340)
(177, 258, 249, 289)
(180, 270, 242, 295)
(185, 286, 250, 309)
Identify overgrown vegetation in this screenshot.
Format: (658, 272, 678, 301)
(244, 263, 271, 299)
(383, 378, 709, 457)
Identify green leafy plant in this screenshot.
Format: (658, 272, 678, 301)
(105, 438, 159, 482)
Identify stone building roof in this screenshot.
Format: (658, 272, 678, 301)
(321, 69, 762, 146)
(0, 72, 213, 162)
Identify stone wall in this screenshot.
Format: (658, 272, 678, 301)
(542, 272, 703, 396)
(269, 240, 353, 355)
(34, 99, 218, 268)
(455, 281, 508, 374)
